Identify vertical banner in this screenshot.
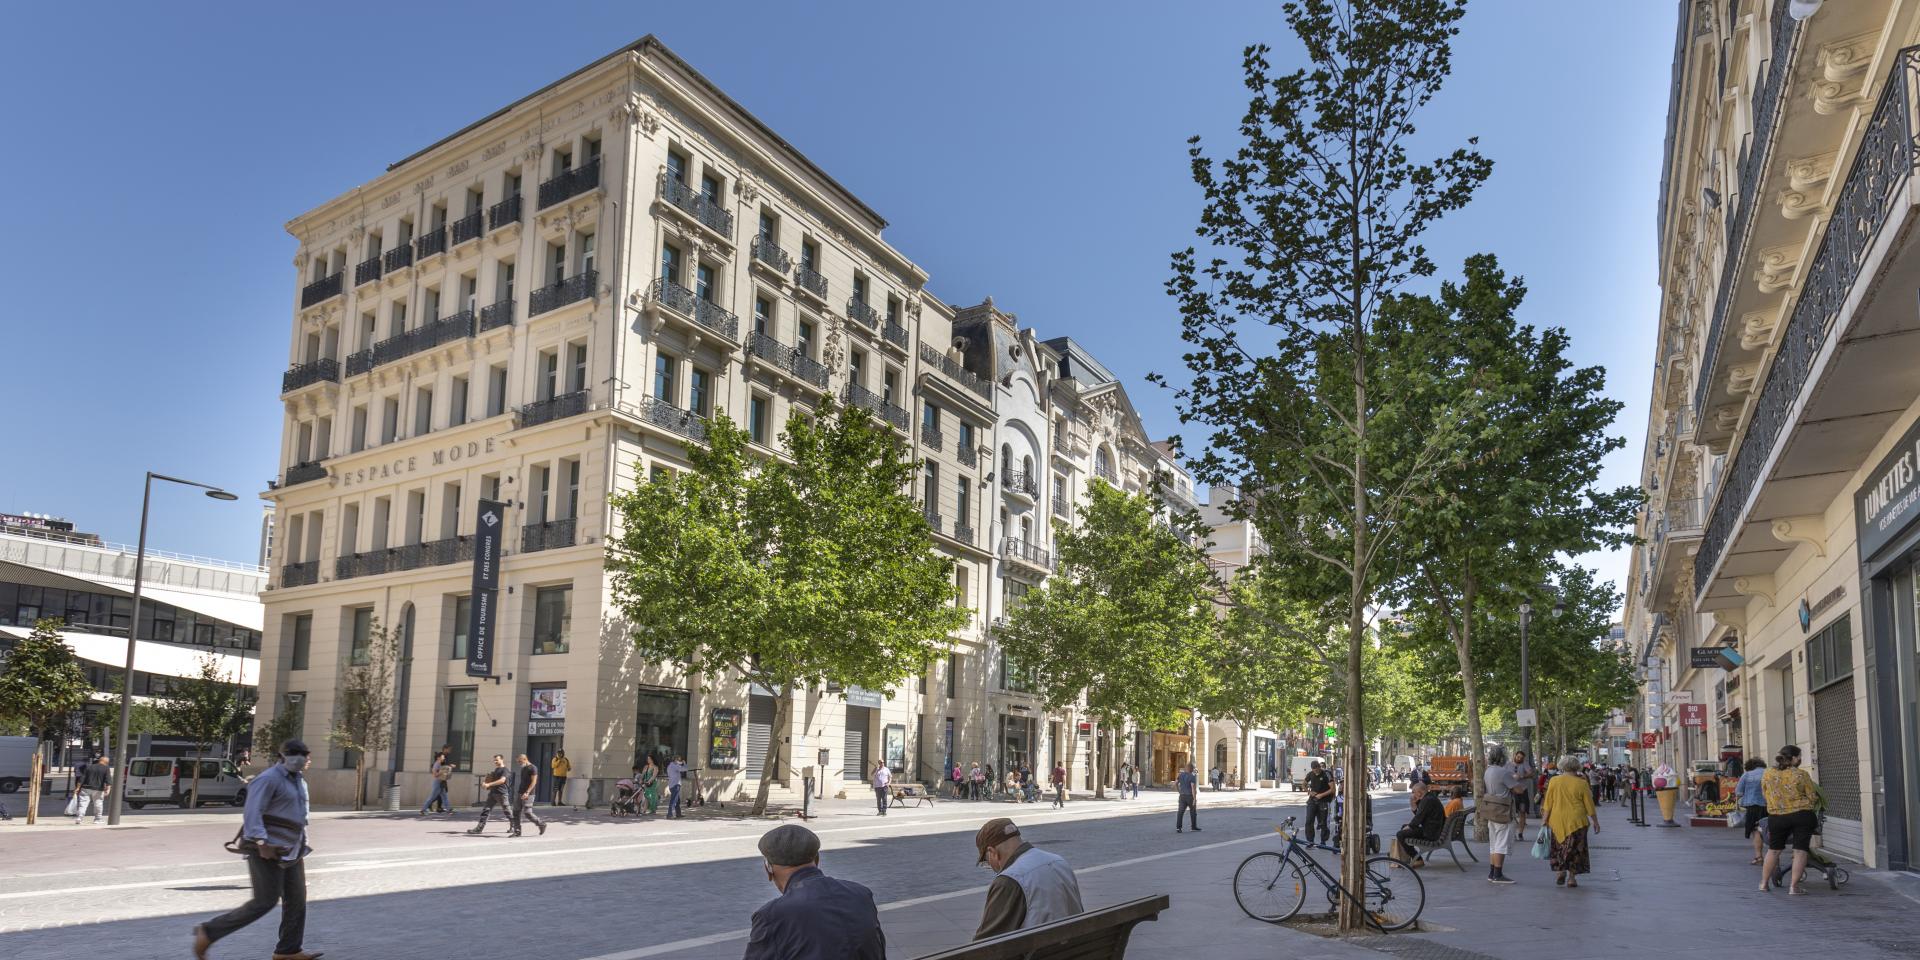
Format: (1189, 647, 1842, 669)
(465, 498, 507, 678)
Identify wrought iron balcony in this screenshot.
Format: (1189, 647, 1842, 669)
(488, 194, 522, 231)
(751, 236, 792, 272)
(952, 522, 975, 545)
(479, 298, 515, 332)
(795, 264, 828, 299)
(283, 460, 327, 486)
(281, 358, 340, 394)
(637, 395, 708, 442)
(354, 255, 382, 286)
(844, 383, 909, 431)
(1005, 469, 1038, 498)
(334, 536, 474, 581)
(383, 244, 414, 273)
(518, 390, 590, 429)
(749, 333, 831, 387)
(1053, 432, 1071, 455)
(415, 226, 448, 260)
(918, 343, 992, 399)
(335, 549, 390, 580)
(922, 425, 945, 451)
(659, 175, 735, 236)
(923, 509, 943, 534)
(522, 518, 576, 553)
(539, 156, 601, 209)
(530, 270, 597, 316)
(1095, 464, 1118, 483)
(345, 348, 373, 378)
(652, 278, 739, 340)
(957, 443, 977, 468)
(1053, 497, 1069, 519)
(882, 320, 908, 351)
(846, 298, 881, 329)
(1001, 537, 1053, 572)
(300, 272, 342, 308)
(451, 210, 484, 245)
(1667, 497, 1703, 534)
(281, 561, 319, 588)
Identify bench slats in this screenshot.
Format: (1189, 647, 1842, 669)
(908, 895, 1169, 960)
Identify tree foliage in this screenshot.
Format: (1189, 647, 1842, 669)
(0, 619, 92, 823)
(328, 618, 399, 811)
(156, 652, 252, 808)
(606, 401, 966, 815)
(1199, 566, 1334, 738)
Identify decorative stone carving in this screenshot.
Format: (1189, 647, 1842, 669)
(1813, 33, 1877, 116)
(1740, 306, 1782, 350)
(1732, 574, 1776, 608)
(1728, 361, 1762, 395)
(1754, 244, 1800, 293)
(1786, 152, 1836, 192)
(1713, 404, 1743, 433)
(737, 174, 761, 205)
(1771, 516, 1827, 557)
(1712, 608, 1747, 630)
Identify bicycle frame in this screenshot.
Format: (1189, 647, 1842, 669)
(1273, 820, 1380, 923)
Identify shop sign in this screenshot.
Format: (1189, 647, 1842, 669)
(1798, 586, 1846, 634)
(1857, 415, 1920, 561)
(1640, 732, 1658, 749)
(1679, 703, 1707, 728)
(464, 498, 506, 678)
(708, 708, 741, 768)
(527, 688, 566, 736)
(1666, 690, 1695, 704)
(844, 686, 884, 709)
(1691, 647, 1724, 669)
(335, 434, 510, 487)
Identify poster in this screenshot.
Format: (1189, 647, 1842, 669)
(884, 724, 906, 773)
(709, 708, 741, 768)
(528, 688, 566, 736)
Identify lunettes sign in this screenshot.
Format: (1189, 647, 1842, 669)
(335, 435, 508, 487)
(1857, 416, 1920, 563)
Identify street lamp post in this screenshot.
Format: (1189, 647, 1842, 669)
(107, 472, 238, 825)
(1518, 596, 1565, 769)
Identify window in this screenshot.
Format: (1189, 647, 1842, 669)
(754, 296, 772, 336)
(446, 688, 478, 772)
(539, 349, 559, 401)
(389, 301, 407, 338)
(956, 478, 971, 528)
(947, 652, 961, 698)
(424, 286, 441, 322)
(887, 295, 902, 326)
(700, 173, 722, 205)
(849, 349, 865, 387)
(696, 263, 716, 302)
(955, 566, 970, 611)
(852, 274, 868, 306)
(350, 405, 368, 453)
(1001, 444, 1013, 476)
(460, 274, 478, 314)
(348, 607, 373, 666)
(440, 482, 461, 539)
(660, 243, 683, 285)
(496, 259, 516, 303)
(1806, 615, 1855, 691)
(450, 376, 469, 427)
(750, 395, 771, 445)
(562, 458, 581, 519)
(533, 585, 572, 655)
(414, 386, 433, 436)
(487, 365, 508, 418)
(883, 369, 898, 406)
(801, 240, 818, 271)
(690, 368, 714, 417)
(568, 342, 588, 393)
(959, 421, 974, 452)
(577, 232, 596, 275)
(290, 614, 311, 671)
(923, 462, 939, 512)
(505, 170, 522, 199)
(923, 401, 940, 432)
(654, 353, 678, 404)
(405, 489, 426, 545)
(531, 464, 551, 523)
(381, 397, 399, 444)
(546, 242, 566, 285)
(450, 596, 471, 660)
(666, 150, 688, 185)
(758, 211, 777, 244)
(341, 503, 360, 556)
(370, 497, 390, 551)
(799, 320, 816, 358)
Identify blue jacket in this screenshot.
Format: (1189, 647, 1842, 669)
(743, 866, 885, 960)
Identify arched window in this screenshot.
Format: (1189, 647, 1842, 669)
(1021, 455, 1033, 479)
(1094, 448, 1113, 479)
(1001, 444, 1013, 476)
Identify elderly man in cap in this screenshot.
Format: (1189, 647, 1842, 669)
(974, 817, 1084, 940)
(193, 739, 321, 960)
(743, 824, 885, 960)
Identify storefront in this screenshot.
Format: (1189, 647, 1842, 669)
(635, 686, 690, 776)
(1856, 414, 1920, 871)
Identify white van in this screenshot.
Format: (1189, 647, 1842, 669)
(123, 756, 249, 808)
(0, 736, 36, 794)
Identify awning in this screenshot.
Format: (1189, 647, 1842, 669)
(0, 625, 259, 685)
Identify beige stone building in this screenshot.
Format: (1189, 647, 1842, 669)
(1624, 0, 1920, 870)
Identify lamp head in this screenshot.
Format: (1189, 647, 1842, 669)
(1519, 601, 1532, 617)
(1552, 600, 1566, 618)
(205, 489, 239, 501)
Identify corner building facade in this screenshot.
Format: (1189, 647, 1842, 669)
(263, 37, 1001, 806)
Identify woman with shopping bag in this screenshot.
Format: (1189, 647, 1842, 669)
(1539, 755, 1599, 888)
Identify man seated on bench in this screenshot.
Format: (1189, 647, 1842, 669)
(974, 817, 1085, 939)
(1391, 781, 1447, 868)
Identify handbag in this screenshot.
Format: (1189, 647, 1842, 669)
(1727, 808, 1745, 829)
(1480, 793, 1512, 824)
(1530, 830, 1551, 860)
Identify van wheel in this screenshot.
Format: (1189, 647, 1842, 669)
(231, 788, 247, 806)
(0, 778, 19, 794)
(127, 801, 146, 810)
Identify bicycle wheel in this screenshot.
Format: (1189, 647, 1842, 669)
(1361, 856, 1425, 931)
(1234, 851, 1306, 923)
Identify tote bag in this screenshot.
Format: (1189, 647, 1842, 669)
(1530, 830, 1551, 860)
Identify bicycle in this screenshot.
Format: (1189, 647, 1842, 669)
(1233, 815, 1425, 931)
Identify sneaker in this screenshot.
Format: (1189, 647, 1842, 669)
(1489, 874, 1516, 885)
(1192, 827, 1202, 832)
(466, 827, 483, 835)
(536, 821, 547, 836)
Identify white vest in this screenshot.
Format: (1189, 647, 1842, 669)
(1000, 846, 1085, 929)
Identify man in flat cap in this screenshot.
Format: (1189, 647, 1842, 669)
(194, 739, 321, 960)
(973, 817, 1084, 940)
(743, 824, 885, 960)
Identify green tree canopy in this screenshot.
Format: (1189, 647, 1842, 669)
(0, 618, 92, 822)
(1199, 565, 1335, 738)
(156, 652, 252, 807)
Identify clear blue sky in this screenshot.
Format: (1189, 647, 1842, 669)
(0, 0, 1673, 601)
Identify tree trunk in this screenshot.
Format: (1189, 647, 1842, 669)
(25, 750, 42, 824)
(1340, 313, 1371, 932)
(354, 754, 366, 811)
(1451, 573, 1490, 842)
(750, 685, 790, 817)
(1091, 718, 1104, 800)
(189, 752, 203, 809)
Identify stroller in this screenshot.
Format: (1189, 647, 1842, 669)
(610, 778, 640, 817)
(1770, 813, 1851, 889)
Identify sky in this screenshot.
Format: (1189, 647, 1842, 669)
(0, 0, 1673, 604)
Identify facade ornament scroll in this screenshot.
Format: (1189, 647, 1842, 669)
(1740, 306, 1782, 351)
(1754, 243, 1801, 293)
(1812, 33, 1877, 116)
(1728, 360, 1763, 395)
(1732, 574, 1776, 609)
(1712, 608, 1748, 631)
(1770, 516, 1827, 557)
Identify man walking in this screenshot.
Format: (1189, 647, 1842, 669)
(510, 753, 547, 837)
(1302, 760, 1334, 848)
(1049, 761, 1066, 808)
(974, 817, 1084, 939)
(192, 739, 320, 960)
(419, 748, 451, 815)
(666, 754, 687, 819)
(1509, 750, 1536, 840)
(745, 824, 885, 959)
(467, 755, 512, 835)
(73, 754, 111, 824)
(550, 750, 571, 806)
(870, 759, 891, 816)
(1175, 762, 1200, 833)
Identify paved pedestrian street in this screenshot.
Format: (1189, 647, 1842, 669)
(2, 789, 1917, 959)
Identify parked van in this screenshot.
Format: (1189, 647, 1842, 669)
(123, 756, 249, 808)
(0, 736, 37, 793)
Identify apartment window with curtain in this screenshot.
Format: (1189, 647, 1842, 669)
(450, 595, 471, 660)
(533, 585, 572, 655)
(290, 614, 312, 671)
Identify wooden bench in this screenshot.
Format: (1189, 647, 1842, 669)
(891, 784, 936, 808)
(910, 895, 1169, 960)
(1406, 809, 1477, 871)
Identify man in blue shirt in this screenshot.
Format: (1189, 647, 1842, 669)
(743, 824, 885, 960)
(666, 755, 688, 819)
(194, 739, 321, 960)
(1736, 757, 1768, 864)
(1176, 762, 1200, 833)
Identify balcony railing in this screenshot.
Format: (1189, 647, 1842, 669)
(751, 236, 792, 272)
(345, 348, 373, 377)
(844, 383, 909, 431)
(1052, 497, 1069, 519)
(478, 298, 515, 332)
(451, 210, 484, 245)
(335, 536, 474, 581)
(652, 278, 739, 340)
(957, 442, 977, 468)
(523, 518, 577, 553)
(922, 425, 944, 451)
(281, 358, 340, 394)
(1095, 463, 1118, 483)
(350, 314, 475, 376)
(1001, 537, 1053, 572)
(539, 156, 601, 209)
(1697, 46, 1920, 597)
(952, 522, 975, 545)
(795, 263, 828, 299)
(530, 270, 597, 316)
(1005, 469, 1038, 498)
(924, 510, 943, 534)
(659, 175, 735, 236)
(882, 320, 909, 350)
(749, 333, 831, 387)
(1667, 497, 1703, 533)
(847, 298, 881, 329)
(283, 461, 327, 487)
(518, 390, 590, 429)
(415, 226, 448, 260)
(281, 561, 319, 588)
(638, 395, 708, 442)
(488, 194, 522, 231)
(383, 243, 414, 273)
(918, 343, 992, 399)
(354, 255, 382, 286)
(300, 271, 342, 308)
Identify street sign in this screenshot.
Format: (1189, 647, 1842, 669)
(464, 498, 507, 678)
(1515, 708, 1538, 728)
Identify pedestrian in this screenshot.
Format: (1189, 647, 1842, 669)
(744, 824, 885, 960)
(467, 754, 512, 835)
(969, 761, 985, 801)
(1390, 781, 1446, 868)
(871, 759, 891, 816)
(974, 817, 1085, 939)
(1480, 744, 1522, 884)
(1175, 762, 1200, 833)
(1759, 744, 1822, 895)
(550, 750, 571, 806)
(1443, 784, 1467, 818)
(1210, 764, 1224, 791)
(1302, 760, 1334, 848)
(509, 753, 547, 837)
(419, 749, 451, 815)
(1117, 762, 1134, 798)
(1509, 750, 1536, 840)
(1050, 761, 1066, 808)
(984, 763, 997, 801)
(1736, 757, 1768, 866)
(1127, 762, 1140, 799)
(72, 754, 111, 824)
(192, 739, 319, 960)
(666, 754, 688, 819)
(1022, 765, 1038, 803)
(1541, 754, 1598, 887)
(639, 756, 661, 815)
(951, 762, 964, 800)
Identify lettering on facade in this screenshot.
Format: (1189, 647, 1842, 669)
(335, 436, 503, 487)
(1856, 417, 1920, 561)
(413, 175, 435, 193)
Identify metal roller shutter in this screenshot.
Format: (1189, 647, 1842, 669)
(745, 695, 774, 779)
(844, 706, 869, 780)
(1812, 676, 1861, 858)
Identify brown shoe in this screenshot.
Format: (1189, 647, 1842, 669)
(191, 925, 211, 960)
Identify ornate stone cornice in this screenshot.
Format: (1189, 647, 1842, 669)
(1812, 32, 1877, 116)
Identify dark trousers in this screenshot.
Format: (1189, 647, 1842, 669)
(202, 853, 306, 955)
(874, 786, 888, 815)
(1304, 797, 1331, 843)
(1176, 794, 1198, 830)
(552, 776, 567, 804)
(474, 791, 510, 830)
(511, 793, 544, 833)
(668, 784, 682, 818)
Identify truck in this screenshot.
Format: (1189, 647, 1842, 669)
(1427, 755, 1473, 789)
(0, 736, 38, 794)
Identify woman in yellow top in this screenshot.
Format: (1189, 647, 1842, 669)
(1759, 744, 1821, 895)
(1539, 755, 1599, 888)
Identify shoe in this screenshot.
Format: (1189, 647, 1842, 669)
(1176, 828, 1183, 833)
(1192, 827, 1202, 832)
(536, 821, 547, 836)
(508, 830, 521, 838)
(466, 827, 483, 835)
(271, 952, 325, 959)
(1489, 874, 1516, 885)
(192, 924, 211, 960)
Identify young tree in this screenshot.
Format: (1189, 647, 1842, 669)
(328, 618, 399, 811)
(97, 674, 167, 758)
(155, 652, 251, 808)
(1165, 0, 1488, 928)
(1200, 564, 1337, 755)
(0, 619, 92, 823)
(607, 402, 967, 816)
(997, 480, 1219, 798)
(254, 707, 302, 769)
